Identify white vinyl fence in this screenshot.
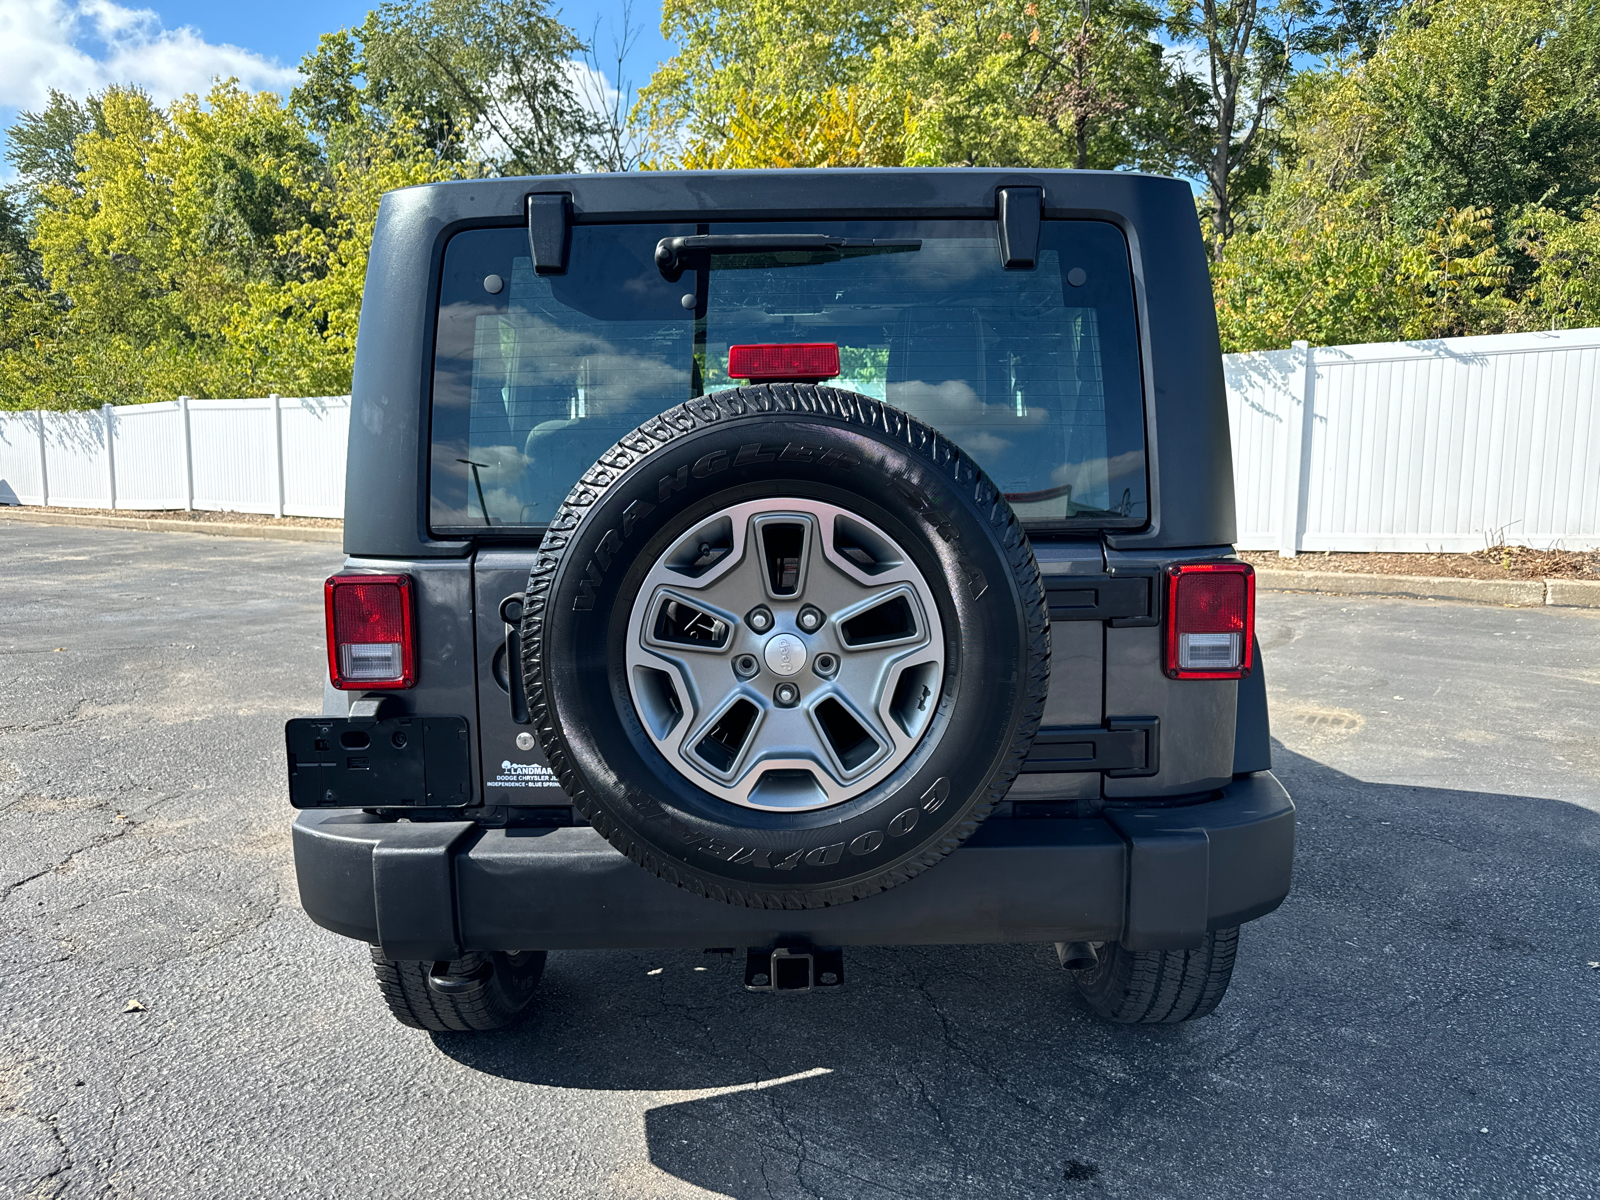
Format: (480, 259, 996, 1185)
(1, 327, 1597, 550)
(1227, 327, 1600, 553)
(0, 395, 349, 519)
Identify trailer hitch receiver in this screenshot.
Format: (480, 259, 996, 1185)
(744, 945, 844, 992)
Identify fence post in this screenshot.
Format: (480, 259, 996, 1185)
(35, 410, 49, 507)
(269, 393, 285, 518)
(1278, 340, 1315, 557)
(102, 403, 118, 510)
(179, 397, 195, 510)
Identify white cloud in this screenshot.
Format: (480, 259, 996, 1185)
(0, 0, 299, 111)
(1159, 39, 1213, 83)
(464, 59, 627, 167)
(565, 58, 621, 122)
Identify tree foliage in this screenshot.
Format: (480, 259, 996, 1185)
(294, 0, 596, 175)
(642, 0, 1173, 171)
(0, 80, 469, 409)
(1144, 0, 1302, 252)
(1212, 0, 1600, 349)
(675, 87, 908, 168)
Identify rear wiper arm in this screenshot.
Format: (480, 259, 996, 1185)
(655, 234, 921, 280)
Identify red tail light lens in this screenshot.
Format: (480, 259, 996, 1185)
(728, 343, 840, 382)
(1165, 563, 1254, 679)
(325, 574, 415, 689)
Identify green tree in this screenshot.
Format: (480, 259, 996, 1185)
(675, 86, 906, 168)
(1324, 0, 1402, 59)
(1144, 0, 1311, 255)
(643, 0, 1166, 170)
(1210, 197, 1424, 349)
(1214, 0, 1600, 347)
(3, 89, 111, 288)
(878, 0, 1159, 169)
(1361, 0, 1600, 236)
(641, 0, 901, 161)
(1510, 202, 1600, 329)
(1021, 0, 1164, 170)
(292, 31, 370, 144)
(0, 192, 37, 283)
(4, 90, 108, 201)
(294, 0, 598, 174)
(0, 78, 467, 409)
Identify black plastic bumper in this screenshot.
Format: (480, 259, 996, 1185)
(292, 771, 1293, 961)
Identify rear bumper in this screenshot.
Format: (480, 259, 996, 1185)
(292, 772, 1294, 960)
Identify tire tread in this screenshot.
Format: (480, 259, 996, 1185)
(367, 948, 545, 1032)
(1073, 927, 1239, 1023)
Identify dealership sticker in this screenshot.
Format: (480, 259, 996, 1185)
(489, 760, 561, 789)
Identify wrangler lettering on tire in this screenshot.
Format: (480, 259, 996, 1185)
(522, 383, 1050, 909)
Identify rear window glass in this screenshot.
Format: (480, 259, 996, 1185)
(429, 219, 1147, 534)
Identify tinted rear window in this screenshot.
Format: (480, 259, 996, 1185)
(429, 219, 1146, 534)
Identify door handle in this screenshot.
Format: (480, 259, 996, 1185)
(498, 593, 531, 725)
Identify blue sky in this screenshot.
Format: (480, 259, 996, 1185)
(139, 0, 674, 87)
(0, 0, 670, 177)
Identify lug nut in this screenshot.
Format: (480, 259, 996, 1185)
(813, 653, 839, 678)
(746, 606, 773, 633)
(774, 682, 800, 707)
(733, 653, 760, 679)
(797, 605, 825, 632)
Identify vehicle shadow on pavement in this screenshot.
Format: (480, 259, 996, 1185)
(434, 744, 1600, 1199)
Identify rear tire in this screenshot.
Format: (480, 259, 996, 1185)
(368, 948, 546, 1032)
(1071, 928, 1238, 1023)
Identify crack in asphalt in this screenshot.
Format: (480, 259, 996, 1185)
(0, 779, 196, 907)
(0, 822, 133, 907)
(34, 1106, 74, 1199)
(0, 1063, 75, 1199)
(911, 1073, 957, 1165)
(0, 697, 91, 736)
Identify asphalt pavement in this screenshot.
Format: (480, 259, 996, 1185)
(2, 522, 1597, 1199)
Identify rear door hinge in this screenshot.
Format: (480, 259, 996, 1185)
(527, 192, 571, 275)
(1021, 717, 1159, 777)
(1043, 570, 1160, 626)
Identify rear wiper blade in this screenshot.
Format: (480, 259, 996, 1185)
(655, 234, 921, 280)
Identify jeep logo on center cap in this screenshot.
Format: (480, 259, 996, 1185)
(763, 633, 807, 677)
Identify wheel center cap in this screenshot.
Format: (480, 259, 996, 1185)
(763, 633, 808, 677)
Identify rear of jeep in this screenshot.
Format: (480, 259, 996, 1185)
(287, 169, 1293, 1031)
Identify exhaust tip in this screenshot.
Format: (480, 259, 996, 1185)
(1055, 941, 1098, 971)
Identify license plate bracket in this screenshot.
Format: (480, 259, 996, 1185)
(285, 716, 472, 809)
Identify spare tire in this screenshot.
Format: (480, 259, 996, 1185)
(521, 384, 1049, 908)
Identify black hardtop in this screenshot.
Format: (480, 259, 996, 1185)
(345, 168, 1236, 559)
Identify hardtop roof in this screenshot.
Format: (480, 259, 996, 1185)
(395, 167, 1194, 223)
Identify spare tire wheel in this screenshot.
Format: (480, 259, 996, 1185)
(522, 384, 1050, 908)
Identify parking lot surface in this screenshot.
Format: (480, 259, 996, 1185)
(2, 523, 1598, 1199)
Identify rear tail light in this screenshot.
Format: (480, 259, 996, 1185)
(728, 343, 840, 383)
(1165, 563, 1254, 679)
(325, 574, 416, 689)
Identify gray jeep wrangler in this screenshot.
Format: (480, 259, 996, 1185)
(287, 168, 1293, 1031)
